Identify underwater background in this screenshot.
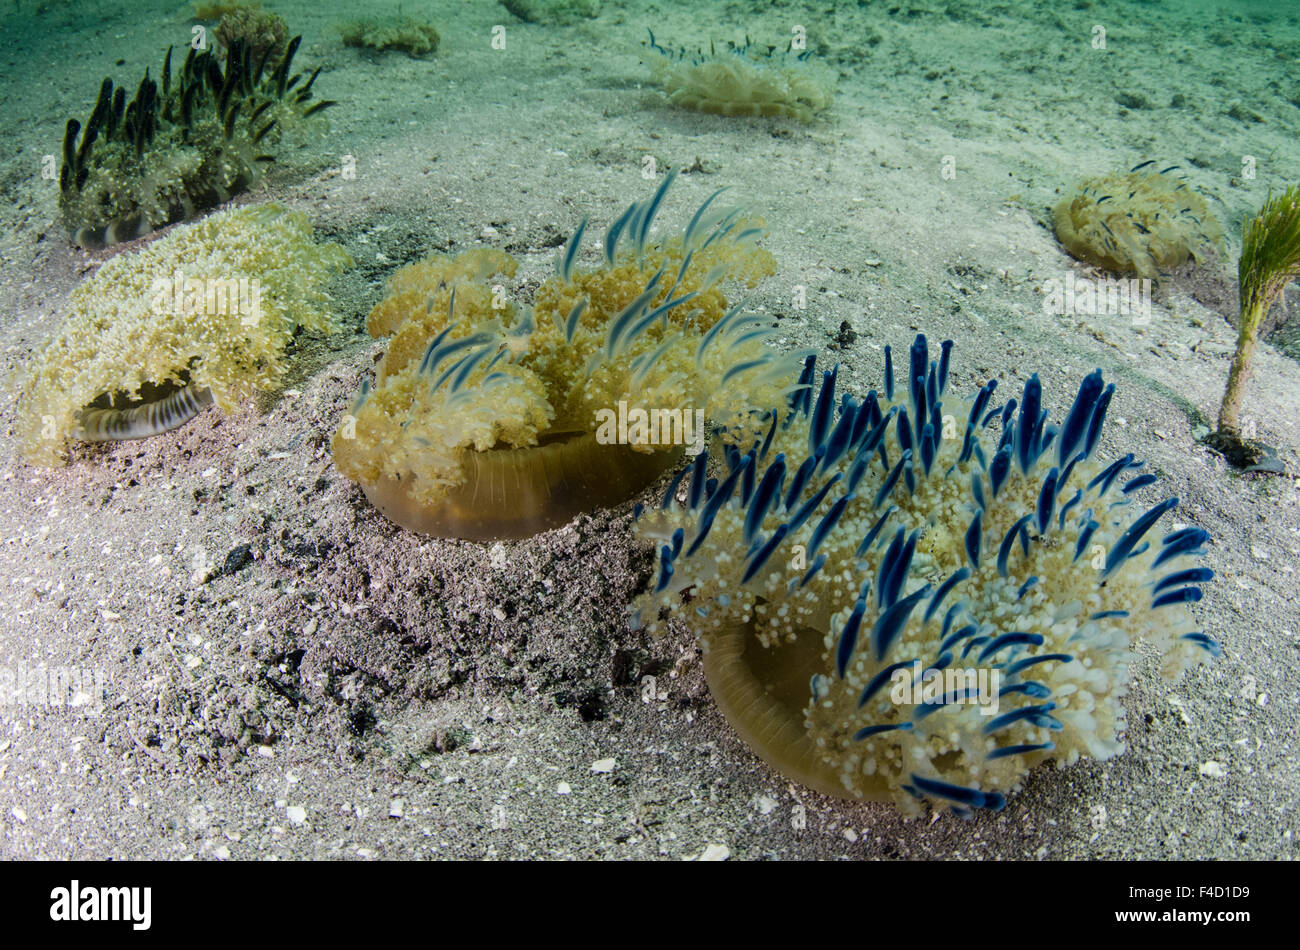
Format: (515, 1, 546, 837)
(0, 0, 1296, 858)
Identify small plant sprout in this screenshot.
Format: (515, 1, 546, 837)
(1206, 184, 1300, 472)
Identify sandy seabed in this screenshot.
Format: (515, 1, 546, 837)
(0, 0, 1296, 859)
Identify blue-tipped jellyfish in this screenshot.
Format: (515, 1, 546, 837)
(632, 334, 1219, 817)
